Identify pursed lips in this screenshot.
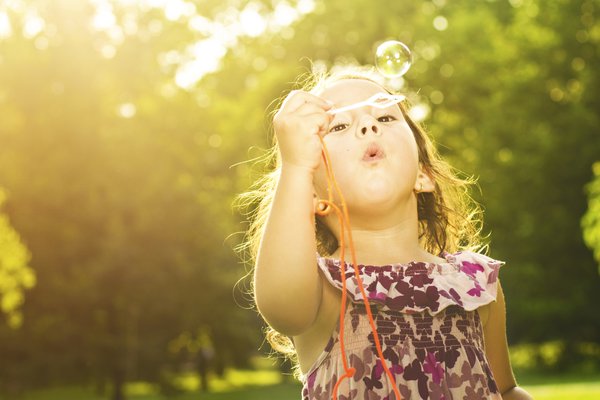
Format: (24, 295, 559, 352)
(362, 142, 385, 162)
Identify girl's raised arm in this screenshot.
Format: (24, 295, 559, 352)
(254, 91, 333, 336)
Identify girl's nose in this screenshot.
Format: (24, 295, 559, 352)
(357, 121, 380, 137)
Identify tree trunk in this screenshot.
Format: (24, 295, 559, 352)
(112, 367, 125, 400)
(198, 349, 210, 392)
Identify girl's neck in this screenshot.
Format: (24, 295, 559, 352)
(326, 207, 443, 266)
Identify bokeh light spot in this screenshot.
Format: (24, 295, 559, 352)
(433, 16, 448, 31)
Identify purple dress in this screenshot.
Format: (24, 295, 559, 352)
(300, 250, 505, 400)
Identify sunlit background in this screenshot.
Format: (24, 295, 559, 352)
(0, 0, 599, 399)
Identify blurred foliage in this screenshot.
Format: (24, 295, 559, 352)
(0, 188, 35, 329)
(582, 161, 600, 272)
(0, 0, 599, 398)
(0, 0, 262, 398)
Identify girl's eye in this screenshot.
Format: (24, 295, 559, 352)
(378, 115, 397, 123)
(329, 123, 348, 133)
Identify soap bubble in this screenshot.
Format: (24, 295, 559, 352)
(375, 40, 412, 78)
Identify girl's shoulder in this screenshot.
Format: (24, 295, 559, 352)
(315, 249, 506, 315)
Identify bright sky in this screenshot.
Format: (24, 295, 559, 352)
(0, 0, 316, 89)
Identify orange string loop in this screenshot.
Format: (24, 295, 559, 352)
(317, 135, 403, 400)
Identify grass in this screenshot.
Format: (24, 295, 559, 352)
(150, 383, 300, 400)
(10, 371, 600, 400)
(7, 351, 600, 400)
(5, 382, 301, 400)
(525, 381, 600, 400)
(517, 370, 600, 400)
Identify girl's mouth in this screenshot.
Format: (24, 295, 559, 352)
(362, 143, 385, 161)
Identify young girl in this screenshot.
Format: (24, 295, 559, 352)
(242, 66, 533, 399)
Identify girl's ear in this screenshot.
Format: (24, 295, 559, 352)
(414, 163, 436, 193)
(313, 191, 329, 214)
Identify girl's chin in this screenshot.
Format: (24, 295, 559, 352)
(315, 172, 413, 209)
(346, 186, 410, 210)
(361, 177, 406, 197)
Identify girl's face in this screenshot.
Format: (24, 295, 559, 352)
(314, 79, 422, 215)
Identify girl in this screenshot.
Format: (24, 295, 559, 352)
(241, 66, 533, 399)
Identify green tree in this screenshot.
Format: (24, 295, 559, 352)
(583, 161, 600, 273)
(0, 188, 35, 329)
(0, 1, 261, 398)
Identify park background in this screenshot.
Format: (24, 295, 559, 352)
(0, 0, 599, 399)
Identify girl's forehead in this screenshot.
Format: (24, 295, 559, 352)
(319, 79, 386, 105)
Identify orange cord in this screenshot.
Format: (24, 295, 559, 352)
(315, 135, 403, 400)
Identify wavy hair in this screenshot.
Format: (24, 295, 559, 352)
(235, 64, 489, 379)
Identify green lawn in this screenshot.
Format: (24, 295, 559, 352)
(11, 383, 301, 400)
(8, 351, 600, 400)
(525, 381, 600, 400)
(519, 371, 600, 400)
(10, 371, 600, 400)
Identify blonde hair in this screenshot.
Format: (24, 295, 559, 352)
(236, 64, 489, 379)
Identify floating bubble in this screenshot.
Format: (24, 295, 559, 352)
(375, 40, 413, 78)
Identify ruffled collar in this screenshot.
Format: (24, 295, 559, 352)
(316, 250, 505, 315)
(317, 250, 461, 275)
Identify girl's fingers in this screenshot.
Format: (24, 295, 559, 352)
(282, 90, 333, 114)
(294, 102, 333, 117)
(302, 112, 333, 136)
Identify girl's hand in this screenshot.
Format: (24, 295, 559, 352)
(273, 90, 334, 172)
